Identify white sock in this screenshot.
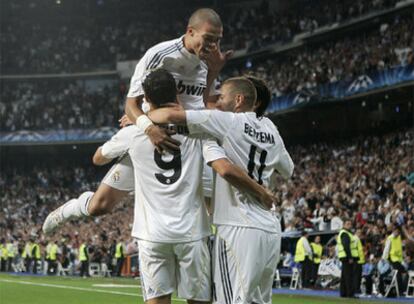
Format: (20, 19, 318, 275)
(61, 191, 94, 219)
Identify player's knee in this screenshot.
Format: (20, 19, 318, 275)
(146, 294, 171, 304)
(88, 195, 114, 216)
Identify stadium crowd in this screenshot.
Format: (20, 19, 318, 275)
(0, 164, 134, 275)
(0, 0, 403, 74)
(1, 130, 413, 284)
(0, 80, 125, 131)
(1, 13, 412, 132)
(229, 14, 414, 96)
(225, 0, 402, 51)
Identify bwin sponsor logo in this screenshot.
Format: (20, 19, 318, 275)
(177, 80, 206, 96)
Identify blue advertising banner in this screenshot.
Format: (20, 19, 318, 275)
(267, 64, 414, 112)
(0, 127, 117, 144)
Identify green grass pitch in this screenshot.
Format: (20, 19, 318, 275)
(0, 273, 397, 304)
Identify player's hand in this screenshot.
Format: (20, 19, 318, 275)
(119, 115, 133, 128)
(145, 125, 181, 153)
(260, 187, 277, 210)
(205, 44, 234, 73)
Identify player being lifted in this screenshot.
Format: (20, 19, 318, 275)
(43, 8, 232, 234)
(90, 68, 277, 304)
(147, 76, 294, 304)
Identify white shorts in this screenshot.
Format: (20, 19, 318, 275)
(138, 238, 211, 301)
(102, 154, 134, 192)
(213, 225, 281, 304)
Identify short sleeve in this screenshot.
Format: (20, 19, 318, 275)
(127, 51, 154, 98)
(186, 109, 235, 141)
(202, 139, 227, 165)
(101, 127, 135, 159)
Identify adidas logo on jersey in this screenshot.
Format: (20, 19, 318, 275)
(177, 80, 206, 96)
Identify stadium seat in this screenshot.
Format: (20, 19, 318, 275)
(89, 263, 101, 277)
(56, 262, 70, 276)
(274, 269, 281, 288)
(406, 271, 414, 298)
(384, 269, 399, 297)
(100, 263, 112, 277)
(290, 268, 301, 290)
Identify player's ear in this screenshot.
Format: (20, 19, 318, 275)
(235, 94, 244, 108)
(187, 26, 195, 36)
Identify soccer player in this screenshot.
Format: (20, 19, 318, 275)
(147, 76, 294, 304)
(92, 69, 276, 304)
(42, 8, 231, 235)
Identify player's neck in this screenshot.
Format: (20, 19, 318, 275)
(235, 106, 254, 113)
(183, 35, 195, 54)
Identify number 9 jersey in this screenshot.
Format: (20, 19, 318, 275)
(100, 125, 210, 243)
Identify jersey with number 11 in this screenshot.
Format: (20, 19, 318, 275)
(186, 110, 294, 233)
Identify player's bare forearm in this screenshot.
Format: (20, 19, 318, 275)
(203, 46, 234, 107)
(147, 108, 187, 125)
(125, 96, 144, 123)
(210, 158, 275, 209)
(92, 147, 113, 166)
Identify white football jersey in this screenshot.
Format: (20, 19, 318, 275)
(127, 36, 218, 110)
(100, 125, 210, 243)
(186, 110, 294, 233)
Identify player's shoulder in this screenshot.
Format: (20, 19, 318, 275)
(146, 37, 184, 58)
(257, 116, 279, 133)
(116, 125, 142, 138)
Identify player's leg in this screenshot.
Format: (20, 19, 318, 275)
(87, 184, 127, 216)
(145, 295, 171, 304)
(42, 156, 134, 234)
(256, 232, 281, 304)
(138, 240, 175, 304)
(175, 238, 211, 304)
(213, 225, 269, 304)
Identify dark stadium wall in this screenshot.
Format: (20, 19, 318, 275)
(269, 86, 414, 145)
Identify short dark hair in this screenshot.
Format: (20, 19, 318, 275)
(301, 230, 308, 236)
(246, 76, 271, 117)
(223, 77, 257, 108)
(142, 69, 176, 107)
(188, 8, 222, 29)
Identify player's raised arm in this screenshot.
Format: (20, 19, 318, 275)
(203, 43, 233, 109)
